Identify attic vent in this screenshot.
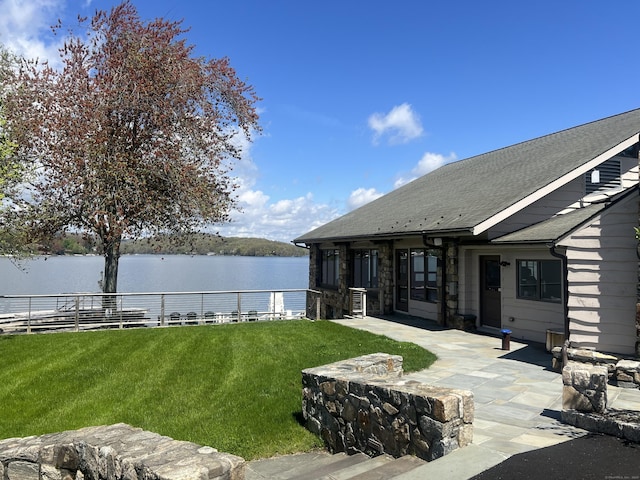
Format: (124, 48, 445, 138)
(585, 157, 620, 194)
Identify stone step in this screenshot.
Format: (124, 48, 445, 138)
(245, 451, 427, 480)
(391, 444, 510, 480)
(344, 455, 427, 480)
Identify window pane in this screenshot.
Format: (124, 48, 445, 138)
(426, 288, 438, 302)
(351, 249, 378, 288)
(517, 259, 561, 302)
(540, 260, 561, 301)
(353, 251, 363, 287)
(321, 249, 339, 287)
(427, 254, 438, 288)
(410, 249, 425, 300)
(518, 260, 538, 298)
(371, 250, 379, 288)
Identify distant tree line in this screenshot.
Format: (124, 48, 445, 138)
(22, 232, 307, 257)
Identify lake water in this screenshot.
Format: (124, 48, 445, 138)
(0, 255, 310, 295)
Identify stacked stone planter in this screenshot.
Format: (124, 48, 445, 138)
(302, 353, 474, 462)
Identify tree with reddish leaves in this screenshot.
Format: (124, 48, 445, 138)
(1, 2, 260, 295)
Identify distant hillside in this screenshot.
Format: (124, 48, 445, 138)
(22, 232, 308, 257)
(120, 234, 308, 257)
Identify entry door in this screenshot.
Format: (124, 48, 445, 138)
(480, 255, 502, 328)
(395, 249, 409, 312)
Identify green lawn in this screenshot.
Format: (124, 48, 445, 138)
(0, 320, 435, 460)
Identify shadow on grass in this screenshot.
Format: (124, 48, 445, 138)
(292, 411, 306, 427)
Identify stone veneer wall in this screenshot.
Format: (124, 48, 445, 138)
(302, 353, 474, 462)
(307, 242, 395, 319)
(0, 423, 244, 480)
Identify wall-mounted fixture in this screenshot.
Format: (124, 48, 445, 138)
(499, 261, 511, 267)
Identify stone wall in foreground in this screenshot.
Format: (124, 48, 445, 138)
(0, 423, 244, 480)
(561, 360, 640, 443)
(302, 353, 474, 462)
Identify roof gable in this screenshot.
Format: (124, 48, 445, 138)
(295, 108, 640, 244)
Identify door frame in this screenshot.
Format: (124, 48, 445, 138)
(395, 249, 409, 312)
(480, 255, 502, 329)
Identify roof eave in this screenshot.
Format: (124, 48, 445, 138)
(294, 227, 475, 245)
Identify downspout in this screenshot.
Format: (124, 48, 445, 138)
(549, 242, 570, 367)
(422, 233, 447, 327)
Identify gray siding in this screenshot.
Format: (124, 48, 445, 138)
(458, 247, 564, 344)
(559, 192, 638, 355)
(487, 178, 584, 239)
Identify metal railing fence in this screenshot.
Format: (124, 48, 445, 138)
(0, 289, 318, 334)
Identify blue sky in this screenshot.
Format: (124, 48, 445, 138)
(1, 0, 639, 242)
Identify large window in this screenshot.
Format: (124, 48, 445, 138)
(352, 249, 378, 288)
(410, 249, 439, 303)
(321, 249, 340, 287)
(517, 260, 561, 302)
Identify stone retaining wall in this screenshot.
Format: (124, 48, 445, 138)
(0, 423, 245, 480)
(301, 353, 474, 462)
(551, 346, 640, 389)
(561, 361, 640, 443)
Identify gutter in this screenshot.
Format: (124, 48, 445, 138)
(548, 242, 570, 367)
(422, 232, 447, 328)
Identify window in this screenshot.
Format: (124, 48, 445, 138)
(410, 249, 439, 303)
(352, 249, 379, 288)
(517, 260, 561, 302)
(321, 249, 339, 287)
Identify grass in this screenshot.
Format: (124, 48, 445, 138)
(0, 320, 435, 460)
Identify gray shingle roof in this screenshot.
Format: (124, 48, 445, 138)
(295, 108, 640, 243)
(492, 187, 637, 244)
(491, 203, 608, 244)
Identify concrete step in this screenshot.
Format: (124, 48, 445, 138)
(245, 451, 427, 480)
(391, 444, 510, 480)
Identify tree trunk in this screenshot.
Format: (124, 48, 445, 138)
(102, 236, 121, 313)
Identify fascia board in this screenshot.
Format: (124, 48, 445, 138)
(471, 133, 639, 236)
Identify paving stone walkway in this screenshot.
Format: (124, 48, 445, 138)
(331, 315, 640, 479)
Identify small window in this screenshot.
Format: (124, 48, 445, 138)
(321, 249, 339, 287)
(517, 260, 561, 302)
(352, 249, 378, 288)
(410, 249, 439, 303)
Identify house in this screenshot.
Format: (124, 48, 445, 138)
(294, 108, 640, 356)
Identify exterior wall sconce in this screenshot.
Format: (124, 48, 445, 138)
(499, 261, 511, 267)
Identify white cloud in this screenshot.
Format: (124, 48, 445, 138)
(218, 191, 340, 243)
(368, 103, 424, 145)
(217, 131, 341, 242)
(347, 187, 384, 211)
(0, 0, 66, 66)
(394, 151, 457, 188)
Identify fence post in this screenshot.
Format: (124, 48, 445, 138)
(237, 292, 242, 322)
(74, 296, 80, 332)
(119, 295, 123, 329)
(200, 293, 204, 324)
(27, 297, 32, 334)
(316, 293, 321, 320)
(160, 294, 165, 327)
